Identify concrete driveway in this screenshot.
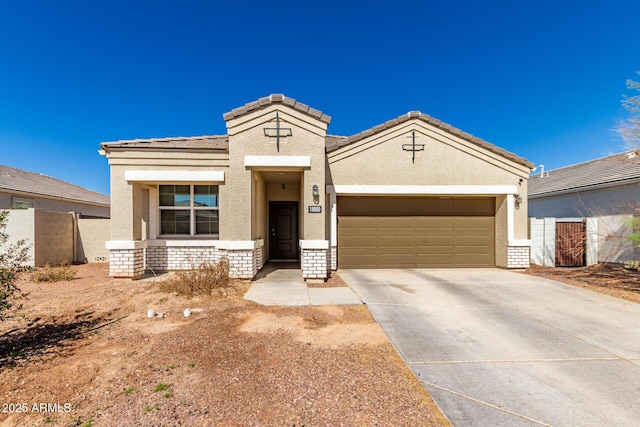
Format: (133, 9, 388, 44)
(339, 268, 640, 427)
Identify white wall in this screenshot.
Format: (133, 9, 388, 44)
(1, 209, 35, 266)
(530, 215, 637, 266)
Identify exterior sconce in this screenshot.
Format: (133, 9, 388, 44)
(312, 184, 320, 205)
(514, 194, 523, 207)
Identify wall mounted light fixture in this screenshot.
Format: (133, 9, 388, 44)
(312, 184, 320, 205)
(514, 194, 523, 206)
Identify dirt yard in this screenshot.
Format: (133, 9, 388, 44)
(0, 264, 449, 427)
(523, 263, 640, 304)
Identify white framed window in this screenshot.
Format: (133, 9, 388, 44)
(159, 185, 219, 236)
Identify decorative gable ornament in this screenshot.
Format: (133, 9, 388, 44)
(402, 130, 425, 163)
(263, 111, 292, 152)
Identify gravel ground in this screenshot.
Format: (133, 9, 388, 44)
(0, 264, 449, 426)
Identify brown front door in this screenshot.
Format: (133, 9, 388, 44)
(269, 201, 298, 260)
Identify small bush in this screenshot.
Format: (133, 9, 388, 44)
(30, 261, 77, 282)
(158, 258, 230, 296)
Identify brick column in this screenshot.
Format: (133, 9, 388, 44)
(106, 240, 147, 278)
(507, 246, 530, 268)
(300, 240, 330, 280)
(217, 239, 264, 279)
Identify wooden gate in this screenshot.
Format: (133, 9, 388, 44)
(555, 221, 586, 267)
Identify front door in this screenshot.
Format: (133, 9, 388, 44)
(269, 201, 298, 260)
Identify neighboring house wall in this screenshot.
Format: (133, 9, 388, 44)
(0, 191, 110, 217)
(529, 183, 640, 218)
(2, 208, 110, 266)
(77, 217, 110, 263)
(597, 215, 637, 263)
(529, 216, 634, 266)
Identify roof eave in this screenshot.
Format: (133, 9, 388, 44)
(0, 187, 110, 208)
(529, 177, 640, 199)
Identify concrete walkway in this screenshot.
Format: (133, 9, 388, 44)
(244, 263, 361, 306)
(340, 268, 640, 427)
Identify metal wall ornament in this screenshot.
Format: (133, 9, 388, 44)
(402, 130, 425, 163)
(263, 111, 292, 152)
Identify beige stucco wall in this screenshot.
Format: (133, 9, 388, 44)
(77, 217, 110, 263)
(34, 209, 74, 266)
(495, 196, 508, 267)
(225, 105, 328, 241)
(328, 120, 531, 241)
(106, 150, 229, 241)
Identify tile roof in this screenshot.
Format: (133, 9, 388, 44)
(529, 150, 640, 197)
(102, 99, 532, 170)
(324, 111, 534, 168)
(0, 164, 110, 206)
(101, 135, 229, 151)
(222, 94, 332, 124)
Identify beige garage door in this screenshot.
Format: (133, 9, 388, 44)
(337, 197, 496, 268)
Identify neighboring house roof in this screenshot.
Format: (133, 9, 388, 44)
(529, 149, 640, 198)
(102, 94, 533, 169)
(0, 164, 110, 206)
(101, 135, 229, 151)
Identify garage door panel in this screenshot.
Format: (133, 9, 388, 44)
(455, 254, 493, 266)
(416, 254, 454, 267)
(340, 255, 378, 268)
(379, 236, 414, 247)
(340, 236, 377, 248)
(338, 213, 495, 268)
(379, 254, 418, 267)
(455, 236, 491, 246)
(417, 217, 453, 227)
(417, 236, 454, 246)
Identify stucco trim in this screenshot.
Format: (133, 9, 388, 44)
(508, 239, 532, 247)
(125, 170, 225, 183)
(299, 240, 329, 249)
(244, 155, 311, 168)
(105, 240, 148, 250)
(146, 239, 219, 247)
(216, 240, 263, 250)
(330, 185, 518, 195)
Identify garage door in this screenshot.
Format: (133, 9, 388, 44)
(337, 197, 495, 268)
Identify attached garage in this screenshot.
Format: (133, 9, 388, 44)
(337, 196, 496, 268)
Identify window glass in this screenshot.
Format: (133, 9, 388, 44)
(195, 210, 219, 234)
(159, 185, 190, 207)
(160, 210, 190, 235)
(159, 184, 219, 236)
(194, 185, 218, 207)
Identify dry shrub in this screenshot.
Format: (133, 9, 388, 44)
(30, 261, 77, 282)
(158, 258, 231, 296)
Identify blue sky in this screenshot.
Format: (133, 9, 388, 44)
(1, 0, 639, 196)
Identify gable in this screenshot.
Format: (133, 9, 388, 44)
(327, 116, 532, 186)
(224, 96, 330, 159)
